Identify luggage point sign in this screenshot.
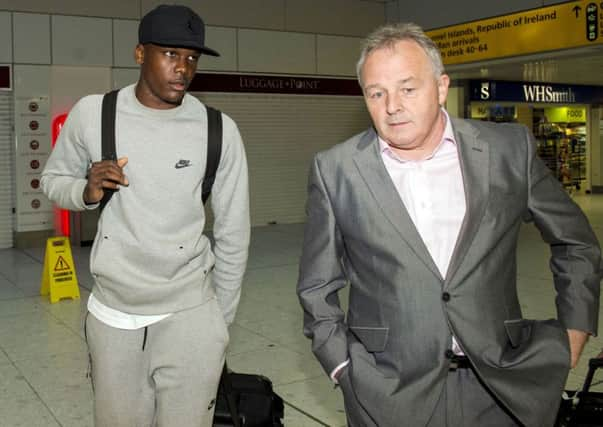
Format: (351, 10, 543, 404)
(426, 0, 603, 65)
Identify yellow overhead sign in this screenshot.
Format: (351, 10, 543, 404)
(426, 1, 601, 65)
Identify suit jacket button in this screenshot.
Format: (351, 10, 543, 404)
(442, 292, 451, 302)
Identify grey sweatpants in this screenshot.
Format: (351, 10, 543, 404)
(85, 298, 229, 427)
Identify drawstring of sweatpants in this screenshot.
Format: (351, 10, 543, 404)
(142, 326, 148, 351)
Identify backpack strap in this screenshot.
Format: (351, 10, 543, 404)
(98, 94, 222, 213)
(202, 106, 223, 204)
(99, 89, 119, 214)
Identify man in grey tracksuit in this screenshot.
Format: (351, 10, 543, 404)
(41, 5, 250, 426)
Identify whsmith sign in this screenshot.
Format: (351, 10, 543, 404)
(427, 1, 603, 65)
(470, 80, 603, 104)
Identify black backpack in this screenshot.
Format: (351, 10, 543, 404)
(98, 89, 222, 213)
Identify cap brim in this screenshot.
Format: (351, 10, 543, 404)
(148, 41, 220, 57)
(198, 46, 220, 57)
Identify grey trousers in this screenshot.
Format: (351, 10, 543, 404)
(342, 366, 521, 427)
(425, 367, 521, 427)
(85, 298, 229, 427)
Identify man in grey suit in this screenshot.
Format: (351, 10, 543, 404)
(297, 23, 601, 427)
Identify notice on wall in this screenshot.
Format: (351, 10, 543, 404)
(426, 1, 602, 65)
(14, 95, 54, 232)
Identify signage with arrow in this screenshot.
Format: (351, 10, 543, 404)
(573, 5, 582, 18)
(426, 0, 603, 65)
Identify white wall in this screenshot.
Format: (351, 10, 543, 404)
(142, 0, 287, 31)
(51, 15, 113, 66)
(317, 36, 362, 76)
(285, 0, 386, 37)
(238, 30, 316, 74)
(202, 27, 237, 72)
(113, 20, 138, 68)
(1, 4, 385, 78)
(112, 69, 138, 90)
(50, 66, 111, 119)
(0, 0, 139, 18)
(13, 13, 50, 64)
(1, 0, 387, 36)
(0, 12, 12, 63)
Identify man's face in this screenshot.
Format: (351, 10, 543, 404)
(361, 40, 449, 156)
(135, 44, 200, 109)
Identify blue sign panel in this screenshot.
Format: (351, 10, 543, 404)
(469, 80, 603, 104)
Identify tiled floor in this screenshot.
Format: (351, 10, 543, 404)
(1, 194, 603, 426)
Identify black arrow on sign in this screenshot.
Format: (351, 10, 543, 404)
(573, 5, 582, 17)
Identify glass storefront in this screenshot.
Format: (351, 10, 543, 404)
(469, 102, 587, 191)
(467, 80, 603, 193)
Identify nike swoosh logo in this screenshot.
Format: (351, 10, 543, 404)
(175, 160, 192, 169)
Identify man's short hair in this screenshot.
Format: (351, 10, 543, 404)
(356, 23, 445, 85)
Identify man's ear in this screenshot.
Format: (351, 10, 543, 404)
(437, 74, 450, 106)
(135, 44, 144, 65)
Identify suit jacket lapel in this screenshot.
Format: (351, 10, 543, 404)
(445, 119, 490, 285)
(352, 128, 442, 280)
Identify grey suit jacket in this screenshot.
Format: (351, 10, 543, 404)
(297, 117, 602, 427)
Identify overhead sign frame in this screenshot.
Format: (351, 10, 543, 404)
(426, 1, 602, 65)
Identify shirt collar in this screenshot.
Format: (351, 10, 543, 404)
(378, 108, 457, 162)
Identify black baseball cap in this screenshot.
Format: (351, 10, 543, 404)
(138, 4, 220, 57)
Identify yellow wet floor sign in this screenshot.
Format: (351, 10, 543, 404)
(40, 236, 80, 303)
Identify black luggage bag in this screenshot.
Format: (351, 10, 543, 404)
(213, 364, 284, 427)
(556, 357, 603, 426)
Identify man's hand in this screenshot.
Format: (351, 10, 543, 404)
(83, 157, 129, 204)
(567, 329, 589, 369)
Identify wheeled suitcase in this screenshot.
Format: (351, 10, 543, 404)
(556, 358, 603, 426)
(213, 364, 284, 427)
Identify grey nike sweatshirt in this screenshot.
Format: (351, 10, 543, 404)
(41, 84, 250, 323)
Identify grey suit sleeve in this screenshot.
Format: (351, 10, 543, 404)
(523, 125, 602, 335)
(297, 155, 349, 375)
